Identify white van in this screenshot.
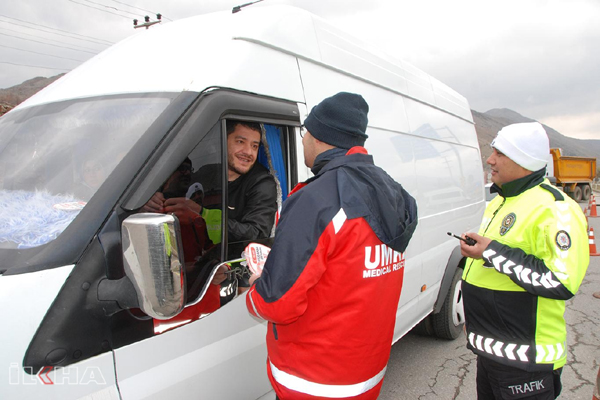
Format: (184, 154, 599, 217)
(0, 5, 485, 399)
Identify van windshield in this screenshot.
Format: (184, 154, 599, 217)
(0, 95, 171, 249)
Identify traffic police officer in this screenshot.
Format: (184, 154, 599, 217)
(460, 122, 589, 399)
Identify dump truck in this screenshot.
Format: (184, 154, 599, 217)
(549, 148, 597, 202)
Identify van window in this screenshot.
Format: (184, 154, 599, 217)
(224, 121, 290, 296)
(148, 119, 293, 334)
(0, 95, 171, 249)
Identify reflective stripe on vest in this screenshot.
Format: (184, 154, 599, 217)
(270, 361, 386, 398)
(468, 331, 567, 364)
(536, 342, 566, 363)
(468, 332, 530, 362)
(482, 248, 565, 287)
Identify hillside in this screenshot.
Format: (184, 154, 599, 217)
(0, 74, 64, 116)
(472, 108, 600, 174)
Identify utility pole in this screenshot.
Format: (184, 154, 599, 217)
(133, 14, 162, 29)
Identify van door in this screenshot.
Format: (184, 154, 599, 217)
(406, 98, 483, 299)
(112, 90, 300, 399)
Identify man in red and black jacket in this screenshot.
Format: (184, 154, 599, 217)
(246, 92, 418, 400)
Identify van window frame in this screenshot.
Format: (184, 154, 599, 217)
(122, 89, 301, 258)
(23, 89, 302, 371)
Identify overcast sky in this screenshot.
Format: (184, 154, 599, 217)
(1, 0, 599, 139)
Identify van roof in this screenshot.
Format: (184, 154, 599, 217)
(17, 5, 472, 122)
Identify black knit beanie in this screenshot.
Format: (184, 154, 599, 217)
(304, 92, 369, 149)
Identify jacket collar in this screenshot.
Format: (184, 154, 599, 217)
(290, 147, 371, 196)
(492, 168, 546, 198)
(310, 148, 348, 176)
(311, 146, 372, 177)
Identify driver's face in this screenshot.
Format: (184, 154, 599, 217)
(227, 125, 260, 181)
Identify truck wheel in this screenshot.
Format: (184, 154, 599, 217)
(573, 186, 583, 202)
(583, 185, 592, 201)
(432, 268, 464, 340)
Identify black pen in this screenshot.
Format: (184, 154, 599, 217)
(447, 232, 477, 246)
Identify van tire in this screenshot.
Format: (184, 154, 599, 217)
(412, 315, 434, 336)
(582, 185, 591, 201)
(432, 268, 464, 340)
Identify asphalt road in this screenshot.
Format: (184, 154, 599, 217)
(379, 199, 600, 400)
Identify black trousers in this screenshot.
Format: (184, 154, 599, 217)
(476, 356, 563, 399)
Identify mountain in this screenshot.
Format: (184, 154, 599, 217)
(0, 74, 64, 116)
(472, 108, 600, 173)
(1, 75, 598, 173)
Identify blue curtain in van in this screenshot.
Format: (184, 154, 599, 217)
(258, 124, 288, 201)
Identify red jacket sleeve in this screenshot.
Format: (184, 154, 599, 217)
(246, 225, 333, 324)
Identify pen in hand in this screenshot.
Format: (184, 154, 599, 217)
(447, 232, 477, 246)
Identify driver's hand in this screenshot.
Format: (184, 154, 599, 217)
(141, 192, 165, 213)
(163, 197, 202, 221)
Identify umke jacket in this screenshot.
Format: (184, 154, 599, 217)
(247, 146, 417, 400)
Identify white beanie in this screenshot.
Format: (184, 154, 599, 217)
(491, 122, 549, 171)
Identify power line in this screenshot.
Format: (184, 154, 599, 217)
(69, 0, 169, 27)
(0, 18, 110, 47)
(109, 0, 172, 21)
(0, 14, 113, 45)
(0, 44, 85, 62)
(0, 61, 71, 72)
(67, 0, 137, 20)
(79, 0, 140, 18)
(0, 27, 99, 53)
(0, 32, 97, 54)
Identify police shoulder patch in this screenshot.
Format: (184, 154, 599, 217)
(500, 213, 516, 236)
(555, 230, 571, 251)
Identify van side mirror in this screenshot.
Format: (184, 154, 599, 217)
(121, 213, 186, 319)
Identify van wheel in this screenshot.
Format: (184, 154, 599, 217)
(432, 268, 464, 340)
(582, 185, 591, 201)
(412, 315, 434, 336)
(573, 186, 583, 202)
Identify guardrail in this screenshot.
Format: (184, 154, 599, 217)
(593, 179, 600, 193)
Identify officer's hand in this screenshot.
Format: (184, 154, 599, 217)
(163, 197, 202, 222)
(141, 192, 165, 213)
(459, 232, 491, 259)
